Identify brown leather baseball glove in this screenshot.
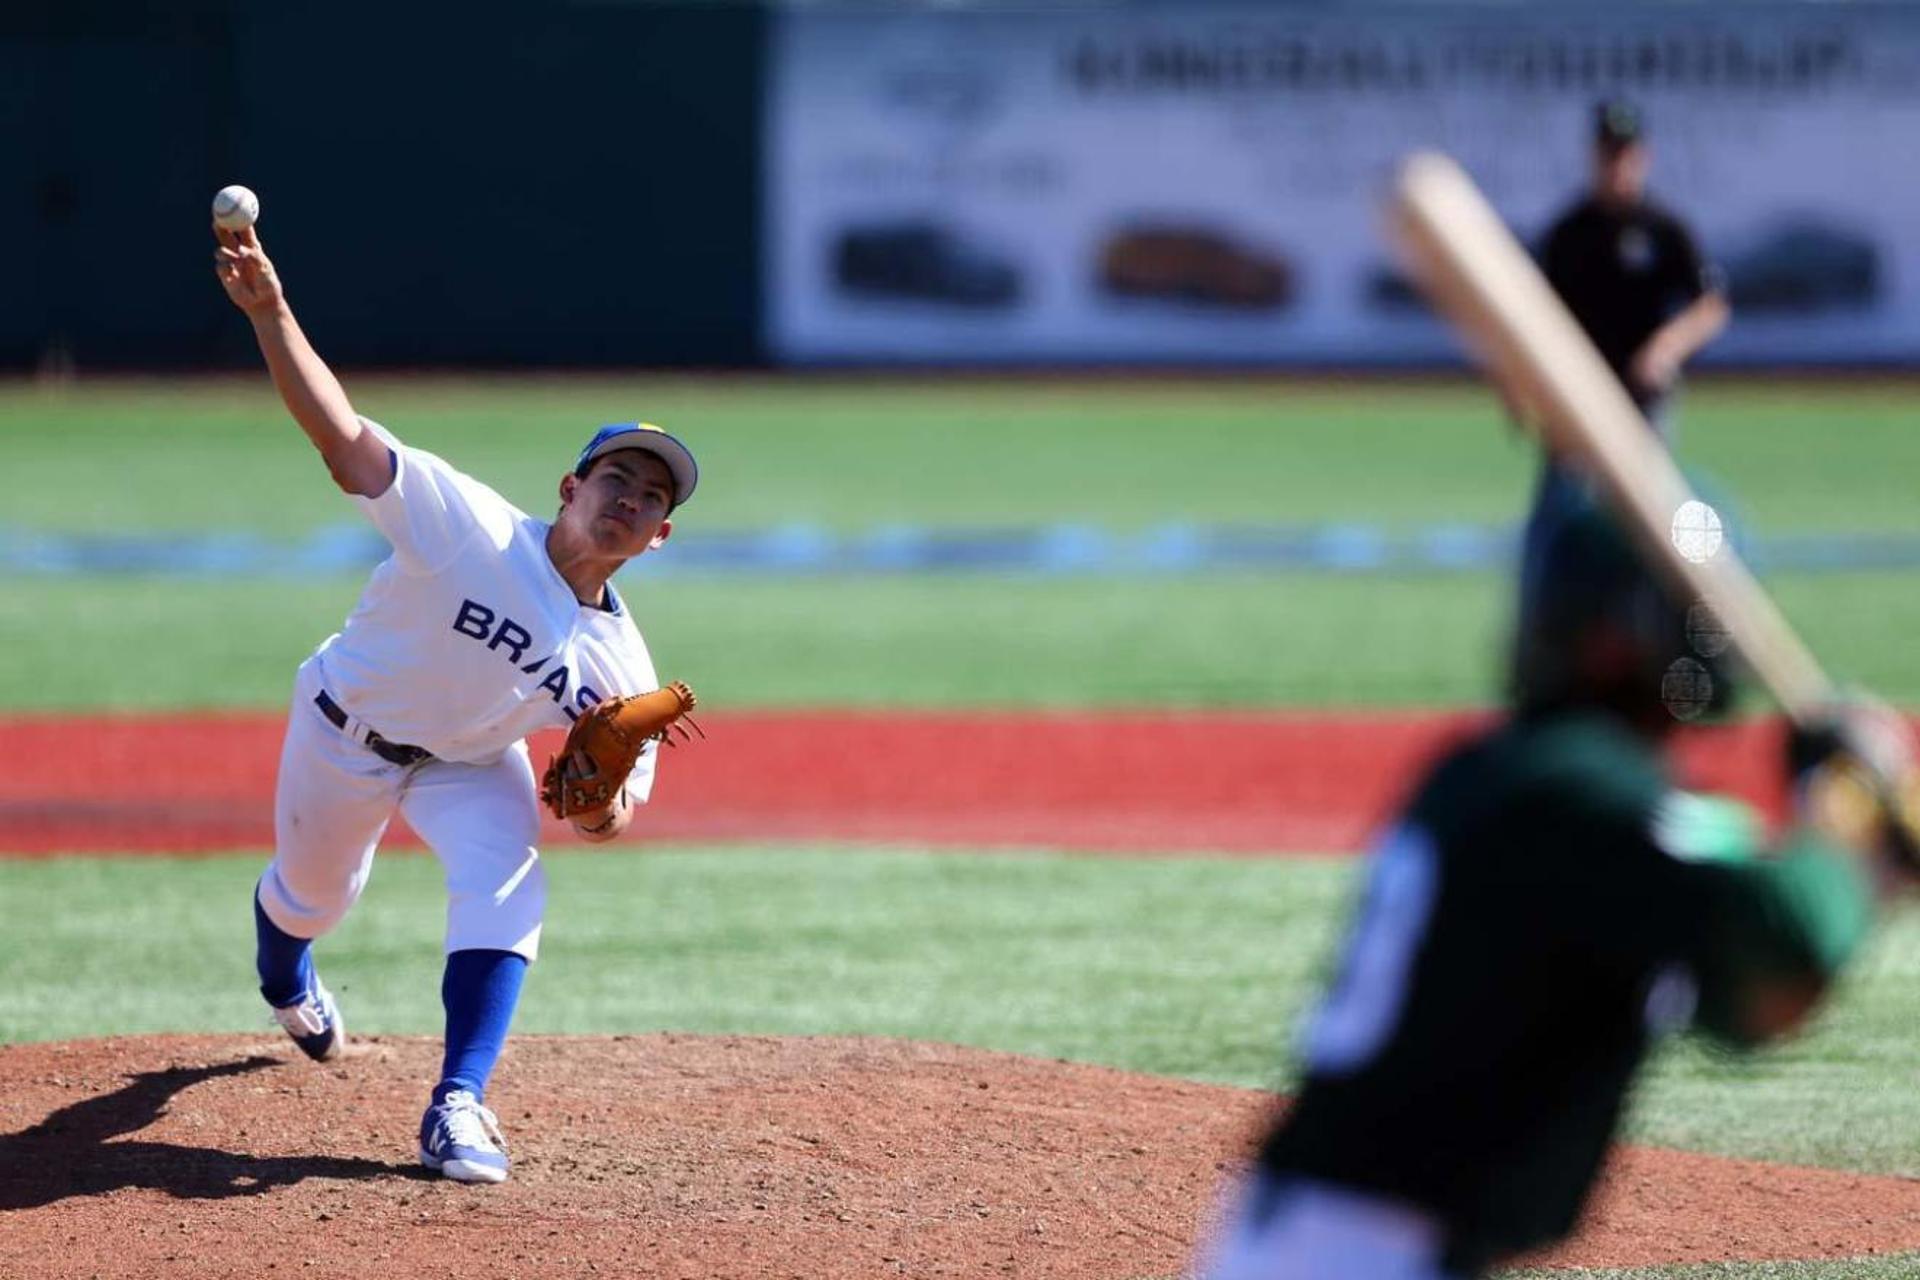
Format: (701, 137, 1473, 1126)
(540, 681, 702, 820)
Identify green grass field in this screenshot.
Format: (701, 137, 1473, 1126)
(5, 569, 1920, 710)
(4, 375, 1918, 1279)
(3, 376, 1916, 711)
(5, 376, 1916, 535)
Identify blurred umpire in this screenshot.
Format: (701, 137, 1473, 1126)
(1520, 99, 1730, 613)
(1546, 99, 1728, 415)
(1194, 499, 1919, 1279)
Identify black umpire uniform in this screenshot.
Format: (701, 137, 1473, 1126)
(1521, 99, 1727, 617)
(1540, 101, 1720, 418)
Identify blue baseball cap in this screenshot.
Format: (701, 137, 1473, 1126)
(573, 422, 698, 508)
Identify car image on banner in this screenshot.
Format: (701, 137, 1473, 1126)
(1097, 222, 1295, 312)
(832, 220, 1024, 309)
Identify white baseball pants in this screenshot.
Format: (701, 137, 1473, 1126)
(255, 657, 547, 959)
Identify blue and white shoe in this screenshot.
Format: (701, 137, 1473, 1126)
(269, 980, 345, 1062)
(419, 1089, 510, 1184)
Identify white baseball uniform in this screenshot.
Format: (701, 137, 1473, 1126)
(257, 419, 661, 959)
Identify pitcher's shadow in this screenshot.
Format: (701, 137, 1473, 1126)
(0, 1055, 423, 1209)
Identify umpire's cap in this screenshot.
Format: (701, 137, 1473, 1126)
(1594, 98, 1645, 151)
(574, 423, 698, 509)
(1512, 497, 1738, 722)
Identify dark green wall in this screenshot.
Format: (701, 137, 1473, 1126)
(0, 2, 764, 370)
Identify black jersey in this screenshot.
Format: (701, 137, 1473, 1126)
(1541, 196, 1718, 404)
(1258, 711, 1867, 1274)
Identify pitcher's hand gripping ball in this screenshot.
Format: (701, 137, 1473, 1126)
(540, 682, 702, 820)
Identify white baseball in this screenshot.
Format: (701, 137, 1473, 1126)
(212, 185, 260, 232)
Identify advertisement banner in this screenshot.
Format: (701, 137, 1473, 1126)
(766, 4, 1920, 365)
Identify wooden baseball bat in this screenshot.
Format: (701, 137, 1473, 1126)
(1386, 151, 1832, 721)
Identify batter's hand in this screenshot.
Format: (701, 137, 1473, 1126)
(213, 224, 285, 316)
(1791, 700, 1920, 878)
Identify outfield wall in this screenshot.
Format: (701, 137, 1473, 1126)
(0, 2, 763, 371)
(7, 2, 1919, 371)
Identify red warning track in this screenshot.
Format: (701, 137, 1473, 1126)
(0, 709, 1816, 857)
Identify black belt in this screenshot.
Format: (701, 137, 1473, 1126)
(314, 690, 434, 767)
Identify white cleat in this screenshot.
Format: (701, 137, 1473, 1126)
(419, 1089, 510, 1184)
(270, 981, 345, 1062)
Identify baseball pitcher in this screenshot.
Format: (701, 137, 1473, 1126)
(214, 217, 700, 1183)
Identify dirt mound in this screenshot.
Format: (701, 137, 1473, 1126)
(4, 1035, 1920, 1278)
(0, 1034, 1253, 1280)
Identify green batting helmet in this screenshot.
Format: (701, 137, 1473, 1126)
(1511, 499, 1738, 723)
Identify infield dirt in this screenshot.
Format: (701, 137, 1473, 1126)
(5, 1034, 1920, 1278)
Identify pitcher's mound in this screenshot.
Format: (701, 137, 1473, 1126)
(3, 1035, 1919, 1279)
